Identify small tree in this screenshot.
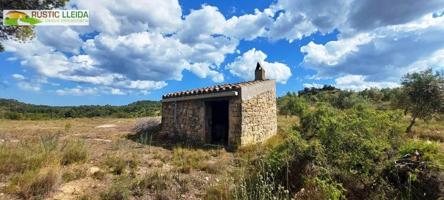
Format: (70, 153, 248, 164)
(401, 69, 444, 133)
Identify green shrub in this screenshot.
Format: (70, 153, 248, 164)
(4, 111, 23, 120)
(278, 95, 309, 116)
(399, 139, 443, 166)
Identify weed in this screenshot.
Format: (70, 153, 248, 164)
(6, 166, 61, 199)
(172, 147, 210, 173)
(62, 165, 86, 182)
(205, 182, 231, 200)
(131, 170, 170, 196)
(64, 122, 72, 132)
(104, 155, 127, 175)
(60, 140, 88, 165)
(100, 179, 131, 200)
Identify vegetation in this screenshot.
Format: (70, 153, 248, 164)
(0, 69, 442, 199)
(0, 134, 88, 199)
(0, 98, 161, 120)
(400, 69, 444, 133)
(238, 69, 444, 199)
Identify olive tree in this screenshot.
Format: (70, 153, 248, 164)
(401, 69, 444, 133)
(0, 0, 68, 51)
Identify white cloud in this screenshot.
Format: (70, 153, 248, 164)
(110, 88, 126, 95)
(69, 0, 182, 35)
(302, 83, 323, 88)
(4, 0, 444, 95)
(12, 74, 25, 81)
(36, 26, 83, 53)
(17, 82, 41, 92)
(225, 9, 273, 40)
(301, 33, 373, 67)
(188, 63, 224, 82)
(56, 87, 98, 96)
(226, 48, 292, 84)
(301, 15, 444, 83)
(334, 75, 399, 91)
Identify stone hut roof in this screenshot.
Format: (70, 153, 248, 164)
(162, 80, 268, 99)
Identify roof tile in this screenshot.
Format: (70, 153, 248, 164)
(162, 80, 267, 99)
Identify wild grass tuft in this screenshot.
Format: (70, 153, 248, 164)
(172, 147, 210, 173)
(6, 166, 61, 200)
(0, 134, 89, 199)
(60, 140, 88, 165)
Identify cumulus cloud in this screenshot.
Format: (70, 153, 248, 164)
(334, 75, 399, 91)
(301, 15, 444, 82)
(269, 0, 444, 39)
(17, 82, 41, 92)
(5, 1, 241, 95)
(4, 0, 444, 95)
(226, 48, 292, 84)
(302, 83, 323, 88)
(69, 0, 182, 35)
(56, 86, 98, 96)
(12, 74, 25, 81)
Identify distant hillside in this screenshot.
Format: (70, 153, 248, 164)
(0, 98, 161, 120)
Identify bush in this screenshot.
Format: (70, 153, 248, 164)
(6, 166, 60, 199)
(244, 103, 408, 199)
(399, 139, 443, 168)
(131, 171, 170, 196)
(0, 137, 60, 175)
(232, 160, 290, 200)
(4, 111, 23, 120)
(62, 166, 86, 182)
(60, 140, 88, 165)
(172, 147, 210, 173)
(100, 179, 131, 200)
(278, 95, 309, 116)
(104, 155, 127, 175)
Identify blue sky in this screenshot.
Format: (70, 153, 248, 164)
(1, 0, 444, 106)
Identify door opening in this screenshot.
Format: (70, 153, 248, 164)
(209, 100, 229, 145)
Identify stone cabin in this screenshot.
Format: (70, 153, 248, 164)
(160, 63, 277, 149)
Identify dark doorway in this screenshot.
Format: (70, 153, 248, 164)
(208, 100, 229, 145)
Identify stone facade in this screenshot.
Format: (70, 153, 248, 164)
(240, 90, 277, 145)
(160, 64, 277, 149)
(161, 100, 206, 142)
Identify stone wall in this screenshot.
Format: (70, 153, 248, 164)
(228, 97, 242, 148)
(161, 97, 243, 147)
(239, 81, 277, 145)
(160, 100, 205, 142)
(160, 79, 277, 148)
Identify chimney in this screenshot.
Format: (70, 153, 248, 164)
(255, 62, 265, 81)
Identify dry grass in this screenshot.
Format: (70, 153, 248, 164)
(61, 140, 88, 165)
(5, 116, 436, 199)
(413, 119, 444, 142)
(6, 165, 61, 199)
(172, 146, 215, 173)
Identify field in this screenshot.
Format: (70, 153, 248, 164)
(0, 117, 271, 200)
(0, 113, 442, 199)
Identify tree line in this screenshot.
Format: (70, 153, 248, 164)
(0, 99, 161, 120)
